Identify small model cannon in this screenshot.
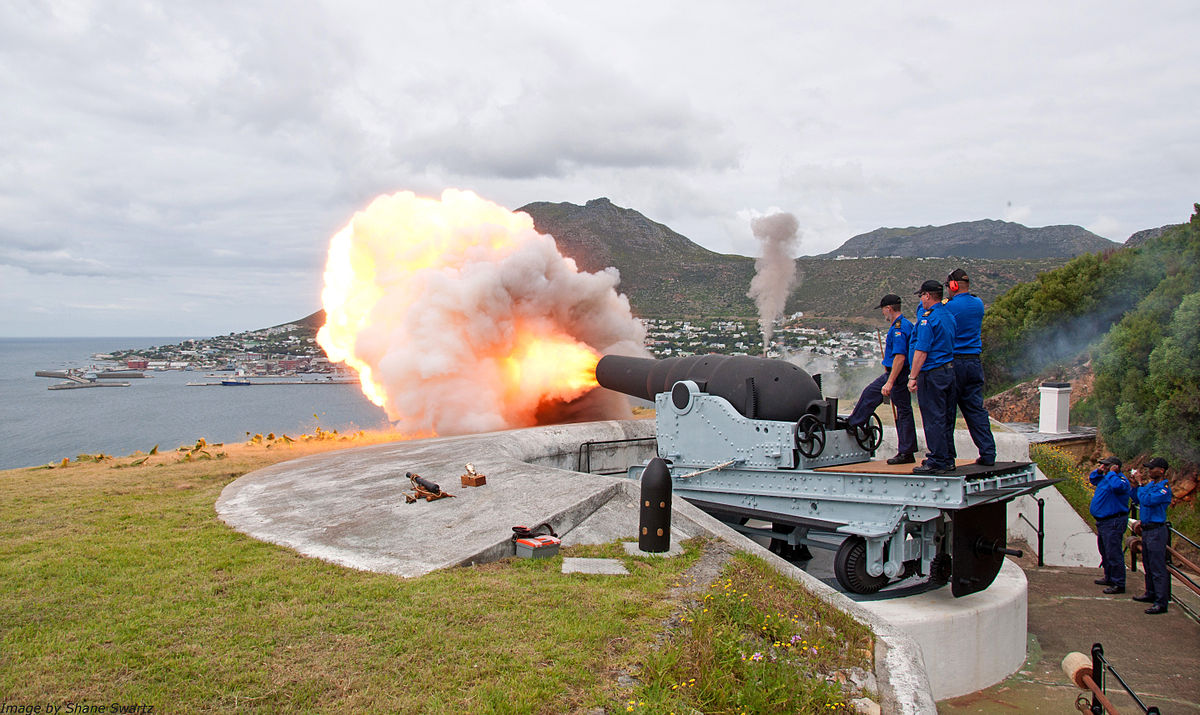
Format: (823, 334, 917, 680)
(597, 354, 1053, 597)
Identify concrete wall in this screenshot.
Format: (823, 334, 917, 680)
(858, 559, 1028, 700)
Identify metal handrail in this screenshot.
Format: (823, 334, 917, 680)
(1063, 642, 1161, 714)
(1127, 530, 1200, 600)
(1017, 497, 1046, 566)
(1171, 523, 1200, 551)
(576, 436, 657, 474)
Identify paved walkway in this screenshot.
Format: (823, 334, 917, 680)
(939, 548, 1200, 713)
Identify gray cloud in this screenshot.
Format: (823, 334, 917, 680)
(0, 1, 1196, 335)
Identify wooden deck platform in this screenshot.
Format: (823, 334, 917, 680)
(815, 460, 1029, 477)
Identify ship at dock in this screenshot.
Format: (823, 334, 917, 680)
(35, 368, 143, 390)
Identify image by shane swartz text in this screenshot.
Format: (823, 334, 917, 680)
(1, 705, 154, 714)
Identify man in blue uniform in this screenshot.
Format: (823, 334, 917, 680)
(1131, 456, 1173, 614)
(847, 294, 918, 464)
(1088, 456, 1131, 594)
(907, 280, 958, 475)
(942, 269, 997, 466)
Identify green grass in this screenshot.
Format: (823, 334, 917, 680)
(629, 554, 874, 714)
(0, 442, 876, 713)
(1031, 443, 1097, 530)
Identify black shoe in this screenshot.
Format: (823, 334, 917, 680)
(1144, 605, 1168, 615)
(1132, 594, 1155, 603)
(975, 457, 995, 466)
(1094, 579, 1113, 586)
(1103, 585, 1125, 594)
(913, 464, 953, 475)
(887, 453, 916, 465)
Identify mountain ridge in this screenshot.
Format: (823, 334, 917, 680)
(820, 218, 1119, 259)
(518, 199, 1073, 319)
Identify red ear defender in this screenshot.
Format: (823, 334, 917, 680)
(948, 280, 959, 292)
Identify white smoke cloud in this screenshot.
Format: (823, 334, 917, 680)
(318, 189, 646, 436)
(747, 212, 801, 350)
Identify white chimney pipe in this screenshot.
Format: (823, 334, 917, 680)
(1038, 382, 1072, 434)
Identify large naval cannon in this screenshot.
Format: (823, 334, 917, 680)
(597, 354, 1056, 597)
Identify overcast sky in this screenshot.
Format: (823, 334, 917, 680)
(2, 1, 1197, 337)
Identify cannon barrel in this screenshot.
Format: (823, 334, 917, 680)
(595, 354, 826, 423)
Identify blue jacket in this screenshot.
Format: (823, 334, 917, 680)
(911, 301, 957, 370)
(883, 315, 913, 370)
(1088, 468, 1131, 519)
(944, 293, 985, 354)
(1132, 479, 1172, 523)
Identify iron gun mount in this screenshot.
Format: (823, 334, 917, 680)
(596, 354, 1056, 598)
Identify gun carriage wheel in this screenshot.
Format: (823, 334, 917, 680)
(852, 413, 884, 453)
(794, 414, 826, 458)
(834, 536, 888, 594)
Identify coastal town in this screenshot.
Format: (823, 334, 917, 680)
(85, 316, 886, 376)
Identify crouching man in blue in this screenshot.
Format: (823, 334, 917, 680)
(1131, 456, 1173, 614)
(847, 294, 918, 464)
(1089, 456, 1131, 594)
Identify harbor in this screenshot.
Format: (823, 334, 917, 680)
(4, 337, 390, 470)
(186, 378, 360, 386)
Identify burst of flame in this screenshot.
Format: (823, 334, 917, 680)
(316, 189, 602, 434)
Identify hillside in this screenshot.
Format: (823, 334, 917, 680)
(1124, 223, 1182, 247)
(981, 204, 1200, 471)
(821, 219, 1117, 259)
(519, 198, 758, 317)
(520, 199, 1067, 320)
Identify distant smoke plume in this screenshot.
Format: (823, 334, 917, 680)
(747, 212, 801, 351)
(317, 189, 645, 436)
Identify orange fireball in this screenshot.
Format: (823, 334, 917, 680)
(317, 189, 636, 436)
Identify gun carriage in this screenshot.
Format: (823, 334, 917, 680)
(596, 354, 1056, 597)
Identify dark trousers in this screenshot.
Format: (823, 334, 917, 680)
(848, 369, 917, 455)
(916, 364, 956, 469)
(1141, 526, 1171, 609)
(949, 355, 996, 462)
(1096, 514, 1127, 587)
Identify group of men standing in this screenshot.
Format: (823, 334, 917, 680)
(1089, 455, 1175, 614)
(845, 268, 1177, 613)
(847, 268, 996, 475)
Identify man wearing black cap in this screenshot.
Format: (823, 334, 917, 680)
(847, 294, 918, 464)
(907, 280, 958, 475)
(1131, 457, 1173, 614)
(1088, 456, 1131, 594)
(943, 269, 997, 466)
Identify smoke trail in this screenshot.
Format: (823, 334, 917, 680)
(747, 212, 801, 351)
(317, 189, 646, 436)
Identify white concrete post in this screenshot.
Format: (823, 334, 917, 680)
(1038, 382, 1072, 434)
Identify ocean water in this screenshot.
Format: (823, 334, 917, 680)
(0, 337, 390, 470)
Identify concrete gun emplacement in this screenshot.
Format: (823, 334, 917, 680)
(596, 354, 1057, 597)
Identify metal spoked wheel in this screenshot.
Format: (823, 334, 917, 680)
(794, 414, 826, 458)
(853, 412, 884, 453)
(834, 536, 889, 595)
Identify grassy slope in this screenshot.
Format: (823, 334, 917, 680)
(0, 438, 872, 713)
